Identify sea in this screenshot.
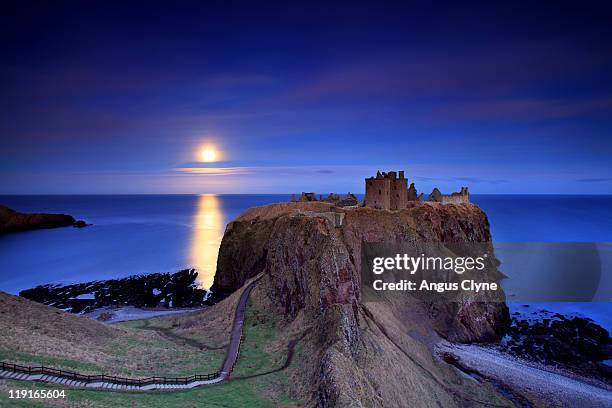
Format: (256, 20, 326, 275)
(0, 194, 610, 330)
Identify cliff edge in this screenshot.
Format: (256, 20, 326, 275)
(213, 201, 511, 407)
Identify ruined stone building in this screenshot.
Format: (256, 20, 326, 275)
(364, 171, 409, 210)
(336, 192, 358, 207)
(408, 182, 417, 201)
(364, 170, 470, 209)
(299, 192, 317, 202)
(292, 171, 469, 210)
(292, 192, 359, 208)
(429, 186, 470, 204)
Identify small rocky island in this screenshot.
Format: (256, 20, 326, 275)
(0, 205, 88, 234)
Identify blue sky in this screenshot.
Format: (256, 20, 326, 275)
(1, 1, 611, 194)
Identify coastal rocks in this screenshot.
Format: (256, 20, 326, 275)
(214, 201, 510, 406)
(19, 269, 208, 313)
(0, 205, 89, 233)
(501, 311, 612, 380)
(73, 220, 89, 228)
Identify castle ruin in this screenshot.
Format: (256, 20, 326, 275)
(364, 171, 409, 210)
(292, 192, 359, 208)
(364, 170, 469, 210)
(290, 170, 469, 210)
(428, 186, 470, 204)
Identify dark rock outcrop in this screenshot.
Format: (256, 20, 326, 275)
(213, 201, 510, 406)
(0, 205, 88, 234)
(20, 269, 208, 313)
(502, 311, 611, 381)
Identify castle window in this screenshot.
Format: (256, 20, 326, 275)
(369, 182, 372, 186)
(396, 194, 399, 197)
(379, 189, 381, 195)
(394, 186, 397, 190)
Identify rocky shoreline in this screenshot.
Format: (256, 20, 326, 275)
(0, 205, 89, 234)
(438, 342, 612, 407)
(439, 308, 612, 406)
(499, 308, 611, 382)
(19, 269, 211, 314)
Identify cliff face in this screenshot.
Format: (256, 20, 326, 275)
(214, 202, 510, 407)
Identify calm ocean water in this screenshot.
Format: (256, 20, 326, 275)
(0, 194, 610, 328)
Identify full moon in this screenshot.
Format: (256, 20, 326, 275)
(201, 148, 216, 162)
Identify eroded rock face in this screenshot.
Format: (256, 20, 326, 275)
(0, 205, 88, 233)
(213, 201, 510, 406)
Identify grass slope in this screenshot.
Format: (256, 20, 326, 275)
(0, 289, 301, 407)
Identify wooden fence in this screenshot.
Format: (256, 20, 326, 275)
(0, 361, 218, 386)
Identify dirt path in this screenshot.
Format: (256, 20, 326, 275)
(219, 274, 263, 378)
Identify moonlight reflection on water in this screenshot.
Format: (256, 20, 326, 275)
(190, 194, 224, 289)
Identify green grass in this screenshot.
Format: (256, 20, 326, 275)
(0, 338, 225, 379)
(0, 325, 226, 379)
(0, 301, 302, 407)
(102, 332, 224, 377)
(0, 378, 281, 408)
(0, 350, 103, 373)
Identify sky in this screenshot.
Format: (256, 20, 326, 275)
(1, 1, 611, 194)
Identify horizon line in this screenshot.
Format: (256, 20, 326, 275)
(1, 193, 611, 197)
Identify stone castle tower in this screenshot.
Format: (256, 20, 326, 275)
(364, 170, 469, 210)
(364, 170, 409, 210)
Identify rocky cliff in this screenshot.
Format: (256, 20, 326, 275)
(0, 205, 87, 234)
(213, 201, 511, 407)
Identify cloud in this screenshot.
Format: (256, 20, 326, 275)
(173, 167, 250, 175)
(269, 39, 611, 106)
(576, 177, 612, 183)
(414, 176, 444, 182)
(431, 98, 612, 123)
(455, 177, 509, 184)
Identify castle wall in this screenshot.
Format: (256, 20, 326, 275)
(365, 170, 469, 209)
(407, 183, 418, 201)
(365, 178, 390, 209)
(389, 178, 408, 209)
(430, 187, 470, 204)
(440, 195, 469, 204)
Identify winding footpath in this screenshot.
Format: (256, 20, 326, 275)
(0, 275, 263, 392)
